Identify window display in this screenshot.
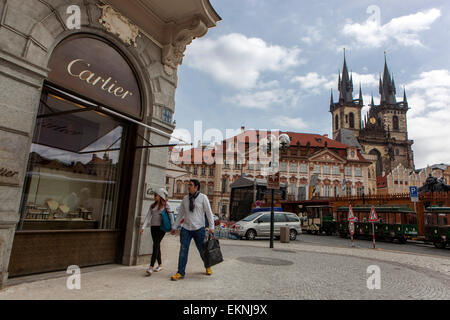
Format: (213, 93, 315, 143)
(19, 88, 128, 230)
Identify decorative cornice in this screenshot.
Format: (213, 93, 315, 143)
(162, 17, 208, 75)
(98, 4, 141, 47)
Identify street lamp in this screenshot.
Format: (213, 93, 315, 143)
(263, 133, 290, 248)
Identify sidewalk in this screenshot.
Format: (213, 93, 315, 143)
(1, 234, 449, 300)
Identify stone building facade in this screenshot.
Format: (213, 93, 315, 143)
(0, 0, 220, 287)
(172, 129, 371, 218)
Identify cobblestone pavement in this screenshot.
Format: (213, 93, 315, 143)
(0, 235, 449, 300)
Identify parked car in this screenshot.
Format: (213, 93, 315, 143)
(232, 211, 302, 240)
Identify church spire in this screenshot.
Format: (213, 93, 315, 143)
(339, 49, 354, 104)
(330, 89, 334, 106)
(403, 87, 408, 106)
(359, 84, 363, 106)
(380, 52, 397, 105)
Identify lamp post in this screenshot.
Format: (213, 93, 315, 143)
(264, 133, 290, 248)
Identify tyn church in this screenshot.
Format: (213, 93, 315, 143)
(330, 54, 415, 178)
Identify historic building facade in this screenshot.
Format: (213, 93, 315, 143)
(0, 0, 220, 287)
(172, 129, 371, 218)
(330, 54, 415, 181)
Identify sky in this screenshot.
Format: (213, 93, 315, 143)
(172, 0, 450, 169)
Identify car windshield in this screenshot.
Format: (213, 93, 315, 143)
(241, 212, 263, 221)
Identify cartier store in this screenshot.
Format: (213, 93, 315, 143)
(7, 34, 144, 277)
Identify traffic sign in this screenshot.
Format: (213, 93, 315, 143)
(255, 200, 261, 207)
(348, 205, 355, 222)
(409, 186, 419, 202)
(267, 172, 280, 189)
(349, 220, 355, 236)
(369, 206, 378, 222)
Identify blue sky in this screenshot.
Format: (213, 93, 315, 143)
(172, 0, 450, 169)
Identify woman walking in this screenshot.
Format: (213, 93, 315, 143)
(140, 188, 174, 276)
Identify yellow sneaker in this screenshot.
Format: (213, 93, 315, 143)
(171, 273, 184, 281)
(205, 267, 212, 276)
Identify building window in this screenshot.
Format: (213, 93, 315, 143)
(166, 176, 170, 184)
(224, 160, 230, 169)
(357, 187, 364, 196)
(324, 166, 330, 174)
(207, 185, 213, 195)
(280, 162, 287, 172)
(334, 186, 340, 197)
(176, 184, 181, 193)
(355, 167, 362, 177)
(395, 149, 400, 156)
(349, 112, 355, 128)
(324, 185, 331, 197)
(162, 107, 173, 124)
(235, 160, 240, 170)
(248, 163, 254, 170)
(393, 116, 399, 130)
(346, 186, 352, 196)
(193, 167, 198, 175)
(222, 178, 228, 193)
(345, 167, 352, 176)
(257, 162, 262, 171)
(314, 185, 321, 196)
(201, 167, 206, 176)
(209, 167, 214, 176)
(333, 166, 340, 175)
(185, 166, 190, 173)
(300, 164, 308, 173)
(289, 183, 297, 196)
(290, 163, 297, 173)
(335, 115, 339, 130)
(314, 165, 321, 174)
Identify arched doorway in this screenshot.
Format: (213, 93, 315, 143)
(9, 35, 143, 277)
(369, 149, 383, 177)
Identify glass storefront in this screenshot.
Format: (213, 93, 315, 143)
(18, 87, 128, 231)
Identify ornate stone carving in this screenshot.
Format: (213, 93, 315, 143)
(162, 18, 208, 75)
(97, 4, 140, 47)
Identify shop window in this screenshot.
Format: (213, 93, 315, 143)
(19, 89, 129, 230)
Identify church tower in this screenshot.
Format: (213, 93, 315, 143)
(358, 54, 415, 176)
(330, 51, 363, 140)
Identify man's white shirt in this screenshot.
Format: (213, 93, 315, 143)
(173, 193, 214, 231)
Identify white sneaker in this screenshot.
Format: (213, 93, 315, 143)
(145, 267, 153, 276)
(154, 266, 163, 272)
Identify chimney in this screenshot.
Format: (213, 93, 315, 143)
(241, 126, 245, 133)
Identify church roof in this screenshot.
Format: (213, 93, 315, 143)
(334, 129, 363, 151)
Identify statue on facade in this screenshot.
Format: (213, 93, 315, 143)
(419, 174, 450, 192)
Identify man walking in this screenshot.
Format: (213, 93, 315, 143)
(170, 179, 215, 280)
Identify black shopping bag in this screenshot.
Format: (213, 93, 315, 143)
(202, 235, 224, 268)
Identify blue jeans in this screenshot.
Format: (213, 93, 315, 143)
(177, 227, 205, 276)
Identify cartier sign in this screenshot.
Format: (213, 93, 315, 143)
(0, 161, 20, 186)
(48, 35, 142, 119)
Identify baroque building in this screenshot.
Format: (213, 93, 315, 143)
(172, 128, 371, 218)
(330, 54, 415, 181)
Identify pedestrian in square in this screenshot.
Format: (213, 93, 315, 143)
(170, 179, 215, 280)
(140, 188, 173, 276)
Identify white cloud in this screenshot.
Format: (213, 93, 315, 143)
(291, 72, 378, 94)
(185, 33, 303, 89)
(404, 69, 450, 167)
(272, 116, 308, 131)
(343, 8, 441, 48)
(226, 89, 299, 110)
